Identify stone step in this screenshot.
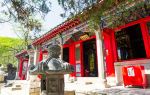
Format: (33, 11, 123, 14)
(15, 85, 21, 87)
(65, 91, 75, 95)
(11, 87, 22, 91)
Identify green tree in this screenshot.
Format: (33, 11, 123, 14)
(0, 37, 23, 66)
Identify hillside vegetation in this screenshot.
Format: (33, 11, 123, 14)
(0, 37, 24, 66)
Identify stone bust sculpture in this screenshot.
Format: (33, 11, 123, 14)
(29, 44, 74, 74)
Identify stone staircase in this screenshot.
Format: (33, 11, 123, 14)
(11, 84, 22, 91)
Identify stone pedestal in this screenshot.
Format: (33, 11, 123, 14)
(29, 75, 41, 95)
(46, 74, 64, 95)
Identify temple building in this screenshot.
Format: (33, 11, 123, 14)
(15, 50, 29, 80)
(16, 0, 150, 90)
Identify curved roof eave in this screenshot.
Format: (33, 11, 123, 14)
(32, 18, 81, 46)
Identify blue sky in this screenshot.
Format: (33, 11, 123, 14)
(0, 0, 66, 38)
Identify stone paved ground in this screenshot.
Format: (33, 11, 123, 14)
(65, 82, 150, 95)
(1, 81, 150, 95)
(74, 87, 150, 95)
(91, 86, 150, 95)
(0, 80, 30, 95)
(0, 83, 4, 94)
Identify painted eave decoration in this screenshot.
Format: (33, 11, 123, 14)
(32, 18, 81, 46)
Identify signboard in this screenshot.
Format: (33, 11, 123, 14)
(127, 67, 135, 76)
(122, 66, 147, 88)
(76, 63, 81, 72)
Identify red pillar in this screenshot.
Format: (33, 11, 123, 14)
(69, 44, 76, 77)
(19, 58, 23, 79)
(140, 23, 150, 58)
(103, 29, 115, 76)
(38, 48, 43, 62)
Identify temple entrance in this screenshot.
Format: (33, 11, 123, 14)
(63, 47, 69, 62)
(83, 39, 98, 77)
(115, 24, 146, 60)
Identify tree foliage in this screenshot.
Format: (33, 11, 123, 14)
(58, 0, 143, 31)
(0, 0, 51, 23)
(0, 37, 24, 66)
(58, 0, 98, 18)
(0, 0, 50, 42)
(57, 0, 122, 30)
(0, 0, 52, 49)
(0, 0, 137, 40)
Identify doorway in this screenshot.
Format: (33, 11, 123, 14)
(83, 39, 98, 77)
(63, 47, 69, 62)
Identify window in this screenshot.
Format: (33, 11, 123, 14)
(115, 24, 146, 60)
(63, 47, 69, 62)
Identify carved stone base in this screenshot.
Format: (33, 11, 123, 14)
(46, 74, 64, 95)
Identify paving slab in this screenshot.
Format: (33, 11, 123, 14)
(65, 82, 150, 95)
(1, 80, 150, 95)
